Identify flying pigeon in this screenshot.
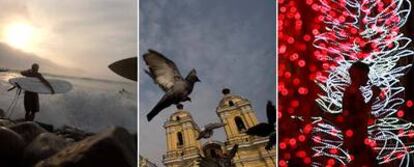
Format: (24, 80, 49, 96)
(246, 101, 276, 150)
(143, 49, 200, 121)
(198, 144, 239, 167)
(224, 144, 239, 161)
(197, 122, 225, 140)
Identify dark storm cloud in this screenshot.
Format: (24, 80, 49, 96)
(139, 0, 275, 165)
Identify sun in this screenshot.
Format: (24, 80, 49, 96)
(3, 23, 36, 50)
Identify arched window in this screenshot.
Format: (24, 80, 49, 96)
(235, 116, 246, 132)
(210, 149, 218, 158)
(177, 132, 184, 146)
(228, 100, 234, 107)
(176, 116, 180, 121)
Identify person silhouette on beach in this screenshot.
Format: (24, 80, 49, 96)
(341, 61, 380, 167)
(21, 64, 55, 121)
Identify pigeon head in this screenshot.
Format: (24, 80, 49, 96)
(185, 69, 201, 83)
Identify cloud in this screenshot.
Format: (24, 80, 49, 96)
(0, 42, 80, 74)
(0, 0, 137, 80)
(139, 0, 275, 164)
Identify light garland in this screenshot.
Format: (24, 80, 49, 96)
(312, 0, 414, 166)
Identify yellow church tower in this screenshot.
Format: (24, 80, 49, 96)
(216, 88, 276, 167)
(162, 104, 202, 167)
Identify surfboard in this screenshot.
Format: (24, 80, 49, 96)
(9, 77, 72, 94)
(109, 57, 137, 81)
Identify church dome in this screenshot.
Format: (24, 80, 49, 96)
(164, 105, 200, 131)
(217, 88, 250, 109)
(169, 110, 193, 121)
(166, 104, 193, 121)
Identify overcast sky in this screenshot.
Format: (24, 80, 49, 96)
(139, 0, 275, 165)
(0, 0, 136, 80)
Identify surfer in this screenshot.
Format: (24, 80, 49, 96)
(21, 64, 55, 121)
(119, 88, 128, 94)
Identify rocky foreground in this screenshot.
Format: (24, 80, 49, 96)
(0, 118, 137, 167)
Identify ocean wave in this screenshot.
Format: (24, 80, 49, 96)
(0, 72, 137, 133)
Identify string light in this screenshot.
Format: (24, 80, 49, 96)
(278, 0, 324, 165)
(312, 0, 414, 166)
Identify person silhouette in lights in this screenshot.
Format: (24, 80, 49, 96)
(341, 61, 381, 167)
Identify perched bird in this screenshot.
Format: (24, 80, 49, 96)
(246, 101, 276, 150)
(143, 49, 200, 121)
(197, 122, 226, 140)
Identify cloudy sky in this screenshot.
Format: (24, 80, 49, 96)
(139, 0, 275, 165)
(0, 0, 136, 80)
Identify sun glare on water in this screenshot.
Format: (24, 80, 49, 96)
(3, 22, 36, 51)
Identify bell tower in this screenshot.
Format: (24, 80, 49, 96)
(216, 88, 276, 167)
(216, 88, 259, 142)
(162, 104, 202, 167)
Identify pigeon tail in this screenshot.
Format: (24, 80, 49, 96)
(146, 95, 172, 121)
(265, 134, 276, 150)
(147, 109, 159, 121)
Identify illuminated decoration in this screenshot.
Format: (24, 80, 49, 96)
(311, 0, 414, 166)
(311, 119, 350, 165)
(278, 0, 326, 166)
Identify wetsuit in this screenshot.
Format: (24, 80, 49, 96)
(21, 70, 52, 121)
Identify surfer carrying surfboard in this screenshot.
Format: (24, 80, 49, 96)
(20, 64, 55, 121)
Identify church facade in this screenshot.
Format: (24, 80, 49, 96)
(162, 89, 276, 167)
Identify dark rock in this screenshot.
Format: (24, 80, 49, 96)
(9, 122, 47, 145)
(0, 127, 25, 166)
(65, 138, 75, 143)
(23, 133, 69, 167)
(35, 122, 54, 132)
(35, 127, 137, 167)
(0, 119, 15, 127)
(132, 133, 137, 154)
(54, 125, 94, 141)
(0, 108, 5, 118)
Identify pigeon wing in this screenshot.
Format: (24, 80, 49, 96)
(228, 144, 239, 159)
(146, 94, 174, 121)
(205, 122, 225, 130)
(196, 130, 206, 140)
(266, 101, 276, 125)
(245, 123, 274, 137)
(143, 49, 183, 92)
(265, 134, 276, 150)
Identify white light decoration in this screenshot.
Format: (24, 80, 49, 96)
(311, 0, 414, 166)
